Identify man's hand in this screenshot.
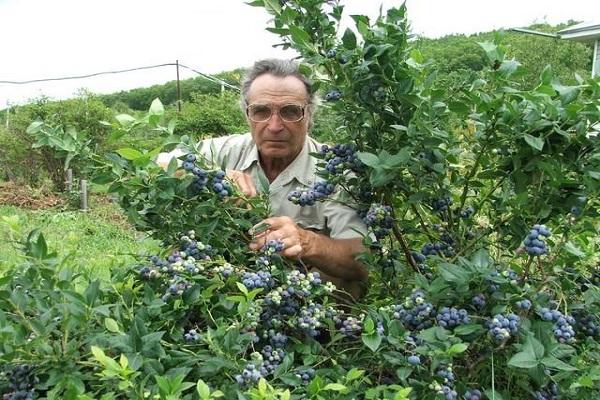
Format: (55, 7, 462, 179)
(227, 169, 258, 198)
(249, 216, 310, 258)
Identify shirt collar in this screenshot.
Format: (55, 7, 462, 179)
(274, 137, 315, 188)
(242, 135, 316, 188)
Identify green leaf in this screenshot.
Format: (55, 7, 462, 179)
(356, 152, 379, 167)
(115, 114, 136, 126)
(323, 383, 347, 392)
(447, 343, 468, 355)
(552, 83, 580, 104)
(149, 98, 165, 116)
(383, 148, 410, 168)
(341, 28, 357, 50)
(345, 368, 364, 382)
(117, 148, 144, 160)
(454, 324, 484, 336)
(541, 356, 578, 371)
(478, 41, 502, 62)
(508, 350, 539, 369)
(564, 241, 585, 258)
(26, 120, 44, 134)
(438, 263, 471, 284)
(262, 0, 281, 14)
(484, 389, 505, 400)
(362, 332, 382, 352)
(498, 59, 521, 76)
(104, 318, 120, 333)
(289, 26, 312, 51)
(236, 282, 249, 295)
(523, 134, 544, 151)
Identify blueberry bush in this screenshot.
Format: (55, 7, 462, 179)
(2, 1, 600, 399)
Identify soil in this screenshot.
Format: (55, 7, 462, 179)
(0, 181, 65, 209)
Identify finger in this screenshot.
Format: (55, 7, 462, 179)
(227, 170, 257, 198)
(249, 221, 272, 237)
(282, 244, 303, 258)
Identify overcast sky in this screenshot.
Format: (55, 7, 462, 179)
(1, 0, 599, 107)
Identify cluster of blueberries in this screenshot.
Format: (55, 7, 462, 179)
(436, 307, 470, 329)
(3, 364, 38, 400)
(139, 231, 215, 300)
(486, 313, 521, 342)
(463, 389, 483, 400)
(260, 345, 286, 375)
(516, 299, 532, 311)
(486, 268, 519, 292)
(388, 289, 436, 331)
(182, 154, 232, 198)
(573, 310, 600, 337)
(320, 143, 364, 175)
(538, 308, 576, 344)
(324, 90, 343, 102)
(523, 224, 551, 256)
(242, 270, 274, 290)
(211, 170, 233, 199)
(183, 329, 200, 342)
(459, 206, 475, 219)
(362, 203, 394, 239)
(287, 180, 335, 206)
(471, 293, 486, 310)
(430, 365, 458, 400)
(295, 368, 316, 385)
(234, 363, 264, 386)
(339, 315, 363, 337)
(533, 383, 559, 400)
(421, 240, 455, 258)
(432, 197, 453, 213)
(296, 303, 327, 337)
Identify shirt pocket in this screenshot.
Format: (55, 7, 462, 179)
(295, 203, 326, 233)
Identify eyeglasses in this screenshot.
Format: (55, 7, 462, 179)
(246, 103, 306, 123)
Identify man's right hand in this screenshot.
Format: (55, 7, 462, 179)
(226, 170, 258, 198)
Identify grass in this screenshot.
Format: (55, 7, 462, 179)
(0, 197, 161, 280)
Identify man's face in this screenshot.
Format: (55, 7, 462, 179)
(245, 74, 311, 164)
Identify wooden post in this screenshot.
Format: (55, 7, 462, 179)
(66, 169, 73, 191)
(176, 60, 182, 113)
(80, 179, 88, 211)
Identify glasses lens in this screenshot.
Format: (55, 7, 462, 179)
(279, 105, 304, 122)
(248, 104, 272, 122)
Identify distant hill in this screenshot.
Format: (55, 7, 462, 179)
(414, 21, 592, 87)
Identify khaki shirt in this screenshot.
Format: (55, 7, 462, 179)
(195, 133, 368, 240)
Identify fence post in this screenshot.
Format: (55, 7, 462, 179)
(80, 179, 88, 211)
(66, 169, 73, 192)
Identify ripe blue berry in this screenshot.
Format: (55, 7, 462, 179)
(407, 355, 421, 365)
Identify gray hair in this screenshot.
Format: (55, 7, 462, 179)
(240, 59, 317, 128)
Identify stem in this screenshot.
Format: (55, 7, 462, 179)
(391, 223, 420, 273)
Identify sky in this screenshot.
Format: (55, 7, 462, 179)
(1, 0, 599, 107)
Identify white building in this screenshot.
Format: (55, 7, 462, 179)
(558, 21, 600, 78)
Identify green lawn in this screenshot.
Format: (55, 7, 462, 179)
(0, 199, 161, 279)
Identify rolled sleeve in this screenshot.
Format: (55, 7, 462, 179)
(323, 193, 368, 239)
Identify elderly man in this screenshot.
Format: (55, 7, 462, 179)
(167, 59, 369, 299)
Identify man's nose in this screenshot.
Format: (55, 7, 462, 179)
(266, 111, 285, 131)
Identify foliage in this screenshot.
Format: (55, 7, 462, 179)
(1, 94, 112, 188)
(24, 120, 92, 191)
(169, 91, 248, 138)
(2, 1, 600, 399)
(0, 202, 159, 277)
(98, 70, 244, 111)
(416, 22, 592, 89)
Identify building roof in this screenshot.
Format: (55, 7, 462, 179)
(558, 21, 600, 42)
